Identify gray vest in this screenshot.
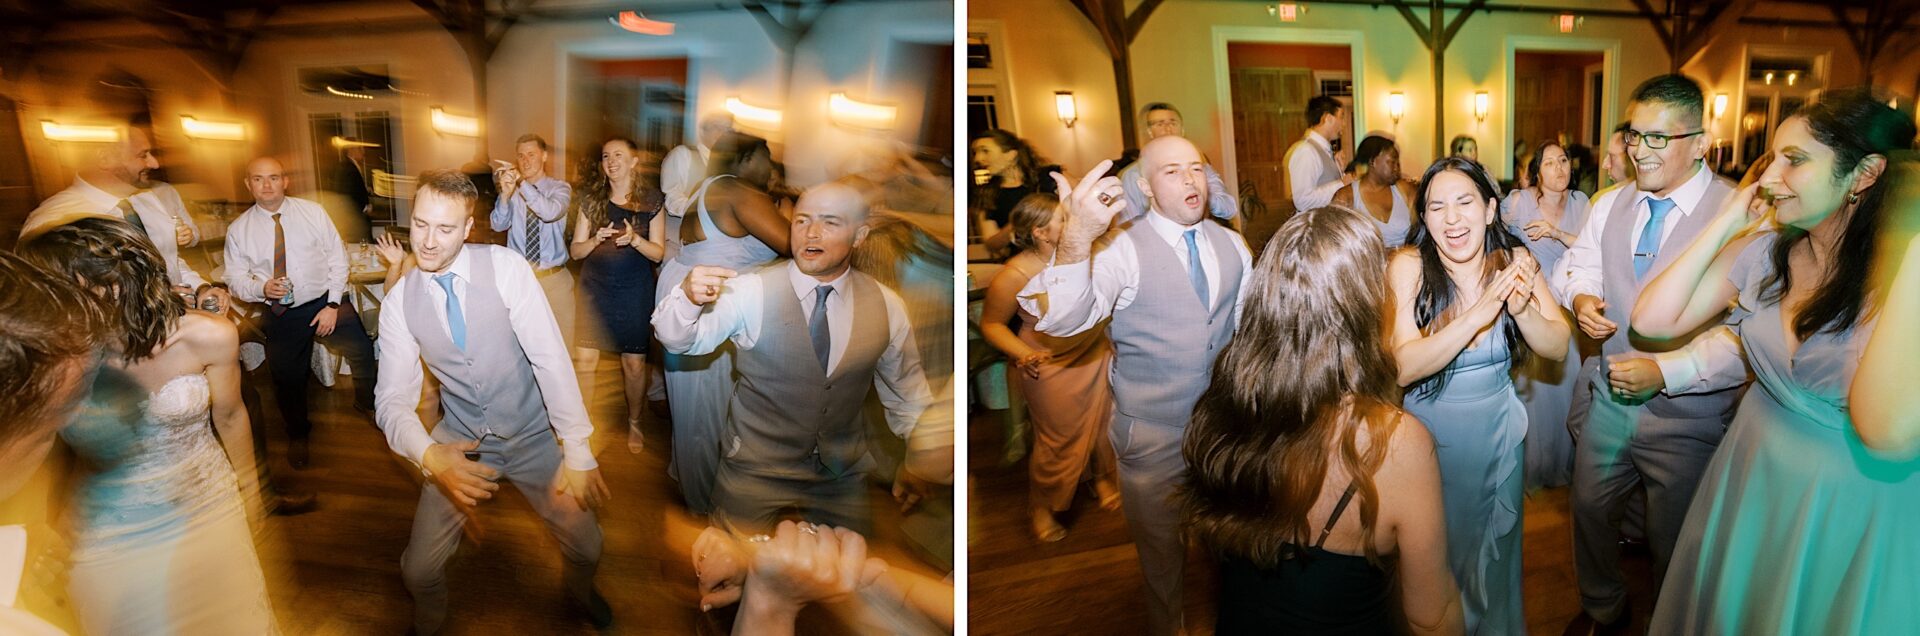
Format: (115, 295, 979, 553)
(1108, 219, 1244, 426)
(1597, 173, 1741, 418)
(727, 264, 892, 479)
(403, 245, 553, 447)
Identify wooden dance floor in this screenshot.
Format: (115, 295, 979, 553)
(256, 357, 936, 635)
(968, 409, 1660, 635)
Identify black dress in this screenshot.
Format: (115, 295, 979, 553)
(976, 164, 1061, 227)
(576, 195, 661, 354)
(1214, 483, 1396, 635)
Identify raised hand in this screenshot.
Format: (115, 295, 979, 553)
(681, 265, 738, 305)
(1467, 265, 1522, 327)
(1572, 294, 1618, 340)
(374, 233, 407, 268)
(1506, 250, 1540, 315)
(1716, 183, 1774, 244)
(421, 440, 501, 514)
(594, 225, 620, 245)
(1049, 160, 1125, 260)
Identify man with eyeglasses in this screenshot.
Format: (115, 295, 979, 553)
(1557, 74, 1749, 634)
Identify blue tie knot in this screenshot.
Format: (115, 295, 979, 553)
(1647, 197, 1676, 220)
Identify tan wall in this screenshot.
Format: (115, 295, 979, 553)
(970, 0, 1125, 176)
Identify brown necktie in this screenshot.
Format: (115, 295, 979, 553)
(271, 213, 289, 316)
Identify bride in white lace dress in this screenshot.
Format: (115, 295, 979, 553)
(21, 217, 278, 635)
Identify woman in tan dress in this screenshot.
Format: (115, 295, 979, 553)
(980, 192, 1121, 542)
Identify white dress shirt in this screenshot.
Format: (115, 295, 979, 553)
(20, 179, 205, 288)
(223, 197, 347, 306)
(1557, 165, 1744, 395)
(0, 525, 61, 635)
(374, 246, 597, 471)
(1017, 211, 1254, 338)
(651, 261, 935, 439)
(662, 143, 711, 218)
(1286, 130, 1344, 211)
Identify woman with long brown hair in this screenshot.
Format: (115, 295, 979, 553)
(979, 193, 1120, 542)
(19, 217, 276, 634)
(1180, 206, 1462, 634)
(1501, 140, 1592, 489)
(569, 137, 668, 454)
(1389, 157, 1568, 633)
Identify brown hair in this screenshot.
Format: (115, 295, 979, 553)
(18, 217, 183, 364)
(515, 133, 549, 152)
(415, 168, 478, 209)
(572, 138, 663, 230)
(1007, 192, 1059, 250)
(1179, 205, 1402, 567)
(0, 252, 106, 447)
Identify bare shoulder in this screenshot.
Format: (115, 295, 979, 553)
(1386, 249, 1422, 285)
(1371, 410, 1437, 486)
(176, 311, 240, 355)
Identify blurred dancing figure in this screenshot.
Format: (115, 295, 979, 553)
(656, 132, 789, 515)
(20, 218, 276, 635)
(1389, 158, 1569, 633)
(375, 170, 612, 634)
(1018, 136, 1253, 635)
(225, 156, 378, 469)
(1635, 88, 1920, 634)
(0, 252, 106, 636)
(569, 138, 668, 454)
(1180, 206, 1463, 635)
(490, 133, 576, 347)
(1501, 141, 1591, 489)
(970, 129, 1058, 254)
(977, 193, 1119, 542)
(20, 120, 205, 289)
(655, 180, 935, 534)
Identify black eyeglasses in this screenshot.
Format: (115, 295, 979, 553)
(1623, 129, 1705, 150)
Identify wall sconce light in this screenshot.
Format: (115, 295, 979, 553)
(1055, 91, 1078, 128)
(40, 121, 121, 143)
(725, 97, 784, 129)
(829, 92, 897, 129)
(1712, 93, 1729, 120)
(1785, 71, 1799, 87)
(1473, 91, 1490, 122)
(610, 10, 674, 35)
(430, 107, 480, 137)
(180, 116, 246, 141)
(1763, 71, 1776, 85)
(1387, 92, 1406, 124)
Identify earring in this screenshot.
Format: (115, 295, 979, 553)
(1848, 191, 1861, 204)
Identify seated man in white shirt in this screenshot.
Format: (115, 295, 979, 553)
(0, 252, 108, 636)
(375, 169, 613, 634)
(20, 122, 206, 291)
(225, 157, 377, 470)
(1284, 95, 1356, 212)
(653, 180, 936, 535)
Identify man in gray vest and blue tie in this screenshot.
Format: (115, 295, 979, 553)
(375, 169, 613, 634)
(1558, 74, 1748, 633)
(1020, 136, 1253, 636)
(654, 180, 936, 535)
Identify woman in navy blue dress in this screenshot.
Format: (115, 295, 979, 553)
(569, 138, 667, 454)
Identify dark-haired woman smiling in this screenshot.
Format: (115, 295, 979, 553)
(1387, 157, 1569, 634)
(1633, 88, 1920, 633)
(1181, 206, 1462, 635)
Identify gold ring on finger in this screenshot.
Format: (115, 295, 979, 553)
(1097, 193, 1114, 206)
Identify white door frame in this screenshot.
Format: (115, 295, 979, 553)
(1210, 26, 1366, 201)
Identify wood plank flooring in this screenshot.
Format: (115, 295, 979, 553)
(967, 409, 1658, 635)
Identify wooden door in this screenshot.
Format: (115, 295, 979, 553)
(1231, 68, 1312, 220)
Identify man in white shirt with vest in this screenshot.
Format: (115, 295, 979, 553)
(654, 180, 936, 535)
(1284, 95, 1356, 212)
(376, 169, 612, 634)
(224, 157, 377, 470)
(1117, 102, 1237, 222)
(21, 122, 205, 290)
(1019, 136, 1253, 636)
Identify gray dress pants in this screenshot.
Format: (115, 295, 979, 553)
(1111, 414, 1188, 636)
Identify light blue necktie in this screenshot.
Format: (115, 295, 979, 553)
(1634, 197, 1676, 279)
(1183, 228, 1210, 307)
(433, 273, 467, 351)
(810, 285, 833, 372)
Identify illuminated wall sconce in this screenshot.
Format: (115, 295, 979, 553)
(41, 121, 121, 143)
(1763, 71, 1776, 85)
(1055, 91, 1078, 128)
(1785, 71, 1799, 86)
(1473, 91, 1490, 122)
(1557, 13, 1578, 33)
(180, 116, 246, 141)
(1712, 93, 1729, 120)
(610, 10, 674, 35)
(725, 97, 784, 130)
(1268, 3, 1303, 22)
(430, 107, 480, 137)
(829, 92, 897, 129)
(1387, 92, 1406, 124)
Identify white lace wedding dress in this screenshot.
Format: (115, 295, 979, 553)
(63, 373, 278, 635)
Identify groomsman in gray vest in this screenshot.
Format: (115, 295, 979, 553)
(375, 169, 613, 634)
(654, 180, 936, 535)
(1284, 95, 1355, 211)
(1558, 74, 1747, 633)
(1117, 102, 1237, 223)
(1019, 135, 1252, 636)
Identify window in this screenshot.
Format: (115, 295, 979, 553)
(968, 33, 992, 69)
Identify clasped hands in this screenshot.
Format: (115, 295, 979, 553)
(693, 521, 888, 616)
(1463, 248, 1543, 328)
(421, 440, 610, 514)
